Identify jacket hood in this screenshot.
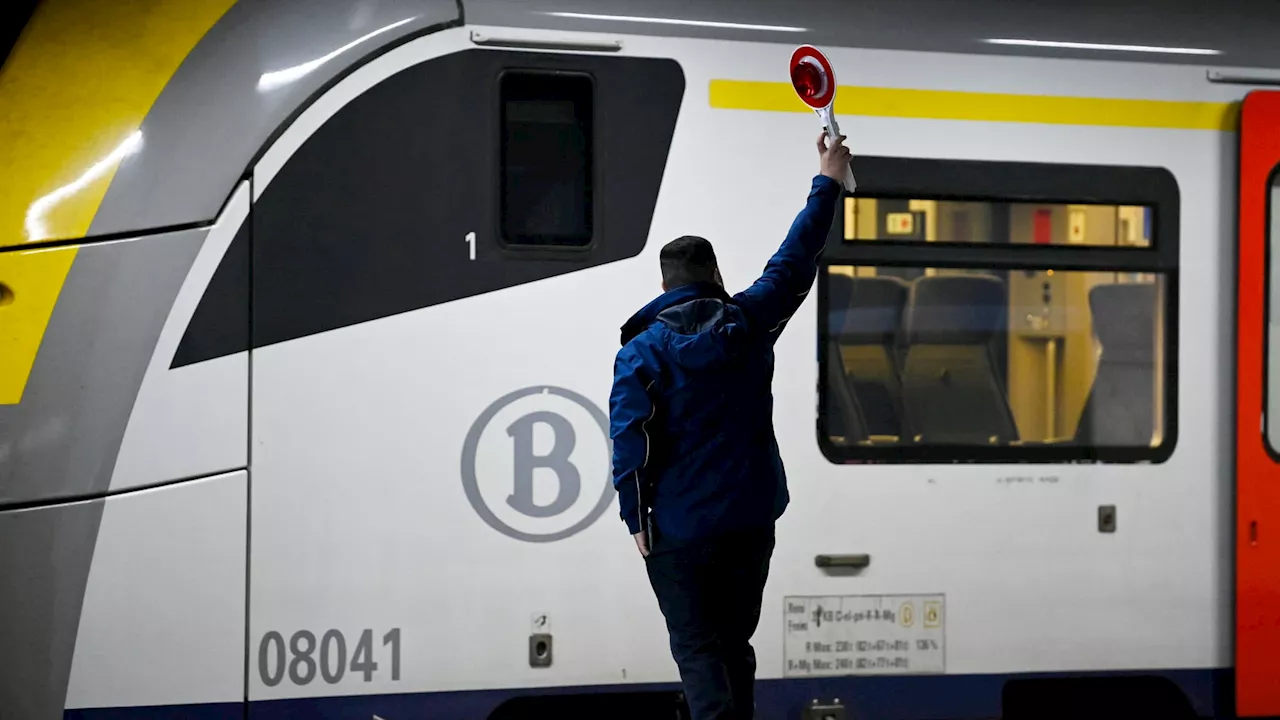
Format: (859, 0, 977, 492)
(620, 282, 727, 345)
(620, 282, 746, 371)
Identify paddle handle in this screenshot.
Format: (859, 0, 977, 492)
(817, 105, 856, 193)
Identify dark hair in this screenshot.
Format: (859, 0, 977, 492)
(660, 236, 719, 289)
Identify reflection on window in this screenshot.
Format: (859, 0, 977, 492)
(822, 266, 1165, 450)
(842, 198, 1153, 248)
(500, 71, 593, 247)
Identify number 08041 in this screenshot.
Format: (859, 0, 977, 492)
(258, 628, 400, 687)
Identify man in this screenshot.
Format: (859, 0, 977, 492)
(609, 133, 851, 719)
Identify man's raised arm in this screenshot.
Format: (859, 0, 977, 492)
(733, 133, 850, 337)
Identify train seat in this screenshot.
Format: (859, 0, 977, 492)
(824, 275, 864, 442)
(1075, 282, 1159, 446)
(824, 341, 869, 443)
(832, 276, 911, 439)
(900, 274, 1018, 444)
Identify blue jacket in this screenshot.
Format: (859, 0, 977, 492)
(609, 175, 842, 547)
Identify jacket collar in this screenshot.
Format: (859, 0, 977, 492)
(620, 282, 729, 346)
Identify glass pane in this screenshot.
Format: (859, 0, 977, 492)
(842, 197, 1152, 248)
(1269, 177, 1280, 453)
(501, 72, 593, 247)
(822, 265, 1166, 451)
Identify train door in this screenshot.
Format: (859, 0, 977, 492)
(242, 39, 685, 716)
(1236, 89, 1280, 718)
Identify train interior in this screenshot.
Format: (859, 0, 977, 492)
(823, 198, 1164, 451)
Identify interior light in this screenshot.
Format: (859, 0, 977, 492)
(544, 12, 807, 33)
(984, 38, 1220, 56)
(258, 16, 418, 92)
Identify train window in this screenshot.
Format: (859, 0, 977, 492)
(819, 157, 1177, 464)
(1267, 175, 1280, 454)
(843, 198, 1153, 248)
(500, 71, 594, 247)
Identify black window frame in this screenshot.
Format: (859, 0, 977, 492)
(497, 68, 597, 253)
(817, 156, 1179, 465)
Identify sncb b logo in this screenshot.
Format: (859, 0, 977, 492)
(461, 386, 614, 542)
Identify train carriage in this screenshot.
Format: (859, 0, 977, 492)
(1, 1, 1278, 717)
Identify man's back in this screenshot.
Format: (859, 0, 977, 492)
(611, 162, 845, 552)
(618, 287, 786, 548)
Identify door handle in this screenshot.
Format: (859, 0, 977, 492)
(815, 554, 870, 569)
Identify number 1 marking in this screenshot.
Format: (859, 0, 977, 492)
(465, 231, 476, 261)
(383, 628, 401, 681)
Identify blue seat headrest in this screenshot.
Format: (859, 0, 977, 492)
(905, 274, 1007, 345)
(1089, 283, 1157, 363)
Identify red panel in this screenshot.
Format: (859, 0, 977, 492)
(1033, 209, 1052, 244)
(1237, 90, 1280, 718)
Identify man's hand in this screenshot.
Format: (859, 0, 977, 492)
(633, 530, 650, 558)
(818, 132, 851, 184)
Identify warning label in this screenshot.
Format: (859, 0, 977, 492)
(783, 594, 945, 677)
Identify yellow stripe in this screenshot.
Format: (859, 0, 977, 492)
(0, 0, 235, 404)
(0, 246, 76, 403)
(710, 80, 1238, 131)
(0, 0, 236, 248)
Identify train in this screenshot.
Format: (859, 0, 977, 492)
(2, 0, 1279, 717)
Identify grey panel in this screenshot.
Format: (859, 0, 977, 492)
(466, 0, 1280, 69)
(0, 497, 104, 719)
(89, 0, 460, 237)
(0, 228, 205, 506)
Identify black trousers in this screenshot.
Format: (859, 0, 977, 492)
(644, 527, 776, 720)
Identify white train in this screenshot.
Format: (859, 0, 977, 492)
(2, 1, 1277, 718)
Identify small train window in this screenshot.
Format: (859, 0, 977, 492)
(819, 157, 1178, 464)
(499, 70, 594, 247)
(843, 198, 1154, 248)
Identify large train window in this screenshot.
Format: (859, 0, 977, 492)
(500, 70, 594, 247)
(818, 157, 1178, 464)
